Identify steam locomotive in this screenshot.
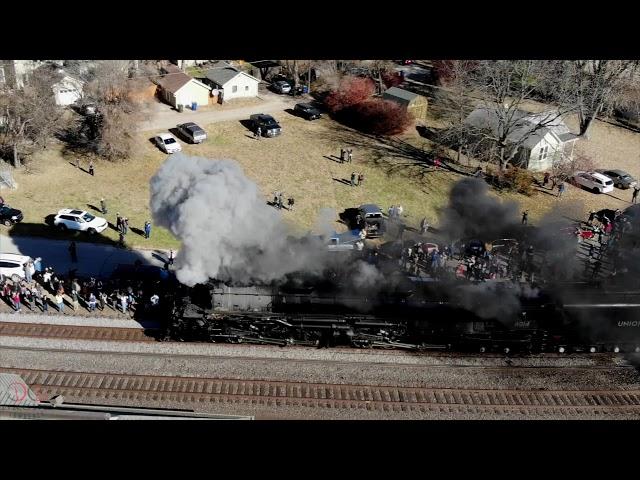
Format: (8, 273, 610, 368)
(159, 272, 640, 354)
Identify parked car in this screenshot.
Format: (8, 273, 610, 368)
(294, 103, 322, 120)
(571, 171, 614, 194)
(176, 122, 207, 144)
(595, 169, 637, 189)
(326, 230, 364, 252)
(272, 80, 292, 94)
(250, 114, 282, 137)
(358, 204, 386, 238)
(0, 204, 23, 226)
(53, 209, 108, 234)
(0, 253, 34, 282)
(154, 133, 182, 154)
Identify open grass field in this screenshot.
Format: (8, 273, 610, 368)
(2, 107, 638, 250)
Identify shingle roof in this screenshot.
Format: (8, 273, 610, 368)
(383, 87, 420, 103)
(464, 107, 577, 148)
(155, 71, 193, 93)
(205, 67, 243, 87)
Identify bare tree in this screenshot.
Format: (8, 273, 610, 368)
(453, 60, 576, 171)
(552, 60, 639, 137)
(0, 66, 64, 167)
(74, 60, 148, 160)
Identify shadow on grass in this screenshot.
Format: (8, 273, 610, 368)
(86, 204, 101, 213)
(131, 227, 145, 237)
(323, 155, 343, 164)
(333, 178, 352, 186)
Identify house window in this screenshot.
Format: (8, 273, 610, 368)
(232, 85, 238, 93)
(245, 85, 249, 91)
(539, 145, 549, 161)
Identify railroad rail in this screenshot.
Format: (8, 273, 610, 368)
(0, 322, 159, 342)
(3, 367, 640, 418)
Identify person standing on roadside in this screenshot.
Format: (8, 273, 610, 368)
(144, 221, 152, 239)
(89, 160, 95, 176)
(100, 198, 107, 214)
(633, 186, 639, 204)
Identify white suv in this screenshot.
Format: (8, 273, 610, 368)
(53, 209, 108, 234)
(571, 171, 614, 194)
(154, 133, 182, 154)
(0, 253, 35, 282)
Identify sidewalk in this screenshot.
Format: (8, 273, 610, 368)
(0, 233, 170, 278)
(138, 94, 298, 132)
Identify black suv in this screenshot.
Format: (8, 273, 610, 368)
(249, 114, 282, 137)
(0, 204, 23, 226)
(294, 103, 321, 120)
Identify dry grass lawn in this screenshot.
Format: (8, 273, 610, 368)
(2, 108, 639, 250)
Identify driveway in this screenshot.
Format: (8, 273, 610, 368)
(138, 92, 300, 132)
(0, 234, 171, 279)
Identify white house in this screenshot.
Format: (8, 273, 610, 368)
(155, 71, 211, 109)
(463, 107, 580, 172)
(52, 74, 84, 106)
(203, 67, 260, 102)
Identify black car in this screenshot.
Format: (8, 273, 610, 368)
(294, 103, 321, 120)
(249, 114, 282, 137)
(0, 205, 23, 226)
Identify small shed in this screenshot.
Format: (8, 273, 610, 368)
(155, 71, 211, 109)
(382, 87, 428, 121)
(52, 74, 84, 106)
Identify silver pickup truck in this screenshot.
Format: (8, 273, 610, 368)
(176, 122, 207, 144)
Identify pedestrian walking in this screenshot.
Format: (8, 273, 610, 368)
(116, 213, 122, 231)
(277, 192, 284, 210)
(588, 210, 597, 225)
(120, 293, 128, 314)
(358, 172, 365, 186)
(144, 221, 151, 239)
(0, 195, 4, 205)
(255, 126, 262, 139)
(33, 257, 42, 279)
(287, 197, 295, 211)
(347, 149, 353, 163)
(69, 241, 78, 263)
(89, 160, 95, 176)
(633, 186, 639, 204)
(168, 249, 175, 267)
(55, 293, 64, 313)
(543, 172, 550, 187)
(433, 158, 442, 170)
(122, 217, 129, 235)
(70, 288, 79, 311)
(99, 291, 106, 311)
(76, 158, 82, 170)
(340, 148, 345, 163)
(100, 198, 107, 214)
(557, 182, 566, 198)
(522, 210, 529, 225)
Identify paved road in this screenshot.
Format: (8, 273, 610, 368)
(138, 92, 299, 132)
(0, 234, 170, 278)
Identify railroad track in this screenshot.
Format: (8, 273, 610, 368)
(3, 367, 640, 418)
(0, 322, 159, 343)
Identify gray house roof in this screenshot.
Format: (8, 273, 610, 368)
(205, 67, 259, 87)
(464, 107, 578, 150)
(383, 86, 420, 104)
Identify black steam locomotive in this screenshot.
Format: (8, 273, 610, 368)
(159, 272, 640, 354)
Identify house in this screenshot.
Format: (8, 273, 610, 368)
(155, 70, 211, 109)
(463, 107, 580, 172)
(382, 87, 428, 121)
(203, 67, 260, 103)
(52, 74, 84, 106)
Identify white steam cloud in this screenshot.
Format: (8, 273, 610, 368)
(150, 154, 329, 286)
